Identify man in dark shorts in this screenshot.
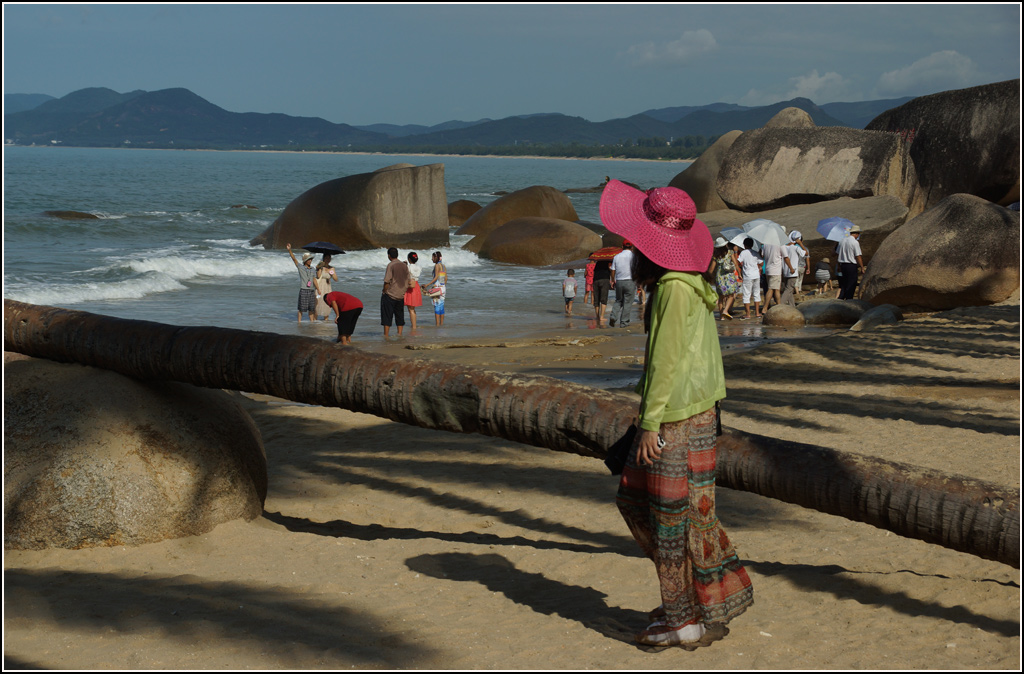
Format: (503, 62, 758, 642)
(381, 247, 410, 338)
(592, 259, 612, 325)
(324, 291, 363, 345)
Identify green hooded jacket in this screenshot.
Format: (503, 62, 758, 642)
(636, 271, 726, 432)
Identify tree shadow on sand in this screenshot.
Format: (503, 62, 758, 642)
(404, 551, 663, 650)
(263, 510, 637, 556)
(744, 559, 1020, 637)
(3, 568, 437, 669)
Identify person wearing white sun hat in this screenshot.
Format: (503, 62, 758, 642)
(600, 180, 753, 649)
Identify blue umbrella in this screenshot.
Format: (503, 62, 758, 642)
(817, 217, 856, 243)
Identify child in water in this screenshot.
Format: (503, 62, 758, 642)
(562, 269, 578, 316)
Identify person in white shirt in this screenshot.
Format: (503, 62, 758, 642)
(736, 238, 763, 319)
(837, 225, 865, 300)
(789, 231, 810, 294)
(609, 241, 636, 327)
(780, 232, 803, 307)
(761, 242, 794, 310)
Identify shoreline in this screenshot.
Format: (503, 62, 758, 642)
(4, 143, 696, 164)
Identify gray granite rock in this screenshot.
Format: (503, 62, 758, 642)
(861, 194, 1020, 310)
(717, 127, 919, 212)
(4, 355, 267, 550)
(250, 163, 449, 250)
(850, 304, 903, 332)
(866, 79, 1020, 210)
(467, 217, 602, 266)
(456, 185, 579, 238)
(798, 298, 873, 325)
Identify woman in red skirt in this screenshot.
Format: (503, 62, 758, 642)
(404, 252, 424, 331)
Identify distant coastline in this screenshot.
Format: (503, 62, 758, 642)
(7, 144, 696, 164)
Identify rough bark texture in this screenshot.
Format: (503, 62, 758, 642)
(3, 299, 1018, 568)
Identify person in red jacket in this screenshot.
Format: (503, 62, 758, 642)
(323, 291, 363, 345)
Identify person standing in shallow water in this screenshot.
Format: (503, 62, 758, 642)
(423, 251, 447, 326)
(315, 254, 340, 321)
(404, 252, 423, 331)
(286, 243, 318, 323)
(600, 180, 753, 649)
(381, 247, 410, 338)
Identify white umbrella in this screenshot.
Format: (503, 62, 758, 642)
(742, 219, 788, 247)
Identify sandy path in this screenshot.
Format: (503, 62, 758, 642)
(3, 304, 1019, 669)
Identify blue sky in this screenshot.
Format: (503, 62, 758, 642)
(3, 3, 1020, 126)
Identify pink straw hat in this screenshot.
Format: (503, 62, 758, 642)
(599, 180, 713, 272)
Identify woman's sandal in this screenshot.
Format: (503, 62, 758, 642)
(635, 621, 730, 650)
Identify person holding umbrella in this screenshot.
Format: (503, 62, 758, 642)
(600, 180, 753, 648)
(285, 243, 318, 323)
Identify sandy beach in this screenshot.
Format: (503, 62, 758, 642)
(3, 300, 1020, 670)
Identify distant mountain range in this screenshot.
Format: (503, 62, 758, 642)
(3, 87, 915, 150)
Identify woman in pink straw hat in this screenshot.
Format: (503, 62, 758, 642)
(600, 180, 753, 648)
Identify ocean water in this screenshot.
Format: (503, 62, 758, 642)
(3, 146, 810, 350)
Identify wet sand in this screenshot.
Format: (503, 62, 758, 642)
(3, 301, 1020, 669)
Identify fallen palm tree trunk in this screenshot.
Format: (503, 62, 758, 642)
(4, 299, 1019, 568)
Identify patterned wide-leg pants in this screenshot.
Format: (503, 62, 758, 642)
(616, 408, 754, 629)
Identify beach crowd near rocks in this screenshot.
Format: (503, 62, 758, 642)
(5, 79, 1018, 563)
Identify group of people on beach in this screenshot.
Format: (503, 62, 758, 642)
(286, 243, 448, 344)
(707, 224, 865, 320)
(380, 248, 447, 337)
(708, 231, 810, 320)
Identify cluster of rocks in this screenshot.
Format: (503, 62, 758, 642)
(671, 78, 1020, 313)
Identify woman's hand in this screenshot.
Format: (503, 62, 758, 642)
(636, 429, 663, 466)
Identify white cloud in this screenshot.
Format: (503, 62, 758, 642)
(739, 70, 860, 106)
(874, 51, 981, 97)
(626, 29, 718, 67)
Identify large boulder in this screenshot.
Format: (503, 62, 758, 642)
(762, 304, 806, 326)
(455, 186, 579, 238)
(866, 79, 1020, 210)
(798, 298, 873, 326)
(763, 107, 816, 129)
(860, 194, 1020, 310)
(4, 354, 268, 550)
(468, 217, 602, 266)
(716, 127, 919, 212)
(448, 199, 481, 229)
(700, 195, 909, 267)
(668, 130, 743, 213)
(250, 163, 449, 251)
